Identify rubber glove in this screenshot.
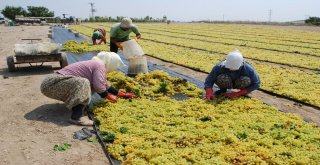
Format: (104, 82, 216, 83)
(105, 94, 117, 102)
(203, 88, 215, 100)
(117, 91, 136, 99)
(93, 40, 97, 45)
(224, 89, 248, 98)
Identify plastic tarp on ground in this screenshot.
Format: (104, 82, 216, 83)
(51, 27, 206, 165)
(51, 27, 205, 89)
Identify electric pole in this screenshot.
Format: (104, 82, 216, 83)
(268, 9, 272, 22)
(89, 2, 96, 19)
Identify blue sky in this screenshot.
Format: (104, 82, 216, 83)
(0, 0, 319, 22)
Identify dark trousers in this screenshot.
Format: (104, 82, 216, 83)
(71, 104, 85, 120)
(110, 42, 118, 53)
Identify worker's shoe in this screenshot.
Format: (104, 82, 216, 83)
(69, 116, 94, 126)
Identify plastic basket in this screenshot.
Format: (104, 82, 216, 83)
(127, 56, 148, 76)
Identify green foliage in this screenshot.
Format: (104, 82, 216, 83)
(87, 137, 99, 143)
(119, 127, 129, 134)
(103, 133, 115, 142)
(1, 5, 54, 21)
(26, 6, 54, 17)
(237, 132, 248, 140)
(156, 82, 168, 94)
(1, 6, 27, 20)
(53, 143, 71, 151)
(305, 17, 320, 26)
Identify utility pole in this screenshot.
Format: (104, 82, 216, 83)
(222, 14, 224, 22)
(89, 2, 96, 19)
(268, 9, 272, 22)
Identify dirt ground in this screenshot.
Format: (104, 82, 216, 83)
(0, 25, 109, 165)
(1, 24, 319, 165)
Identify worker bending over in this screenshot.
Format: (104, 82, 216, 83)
(92, 28, 107, 45)
(204, 50, 260, 100)
(110, 17, 141, 53)
(40, 52, 135, 126)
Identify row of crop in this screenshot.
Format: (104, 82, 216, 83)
(139, 27, 320, 57)
(93, 70, 320, 164)
(138, 26, 320, 54)
(141, 33, 320, 70)
(93, 23, 320, 50)
(138, 40, 320, 107)
(81, 24, 320, 70)
(67, 25, 320, 107)
(137, 23, 320, 44)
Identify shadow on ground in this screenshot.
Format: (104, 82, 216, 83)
(0, 65, 59, 78)
(24, 103, 71, 126)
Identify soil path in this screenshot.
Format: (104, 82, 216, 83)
(0, 25, 109, 165)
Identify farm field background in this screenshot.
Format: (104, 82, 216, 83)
(67, 23, 320, 108)
(92, 71, 320, 164)
(62, 23, 320, 163)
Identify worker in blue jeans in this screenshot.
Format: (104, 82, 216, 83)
(204, 50, 260, 100)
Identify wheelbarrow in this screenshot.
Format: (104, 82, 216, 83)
(6, 39, 68, 72)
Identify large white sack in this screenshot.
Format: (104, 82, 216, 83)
(122, 39, 144, 59)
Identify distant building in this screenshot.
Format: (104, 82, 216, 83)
(15, 15, 53, 24)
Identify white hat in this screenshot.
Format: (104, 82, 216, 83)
(120, 18, 133, 28)
(92, 52, 126, 73)
(224, 50, 243, 70)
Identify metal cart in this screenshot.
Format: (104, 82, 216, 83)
(6, 39, 68, 72)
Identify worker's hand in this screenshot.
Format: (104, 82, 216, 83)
(105, 94, 117, 102)
(136, 34, 141, 39)
(117, 91, 136, 99)
(224, 89, 248, 99)
(98, 40, 103, 45)
(203, 88, 215, 100)
(93, 41, 97, 45)
(116, 42, 123, 50)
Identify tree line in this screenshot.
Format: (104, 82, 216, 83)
(1, 5, 170, 23)
(84, 15, 169, 23)
(305, 17, 320, 26)
(1, 6, 54, 20)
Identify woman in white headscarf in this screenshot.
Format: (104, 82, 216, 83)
(40, 52, 135, 126)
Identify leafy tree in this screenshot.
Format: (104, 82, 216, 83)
(305, 17, 320, 26)
(1, 6, 27, 20)
(26, 6, 54, 17)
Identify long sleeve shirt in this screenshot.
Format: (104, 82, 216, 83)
(204, 61, 260, 93)
(57, 60, 108, 93)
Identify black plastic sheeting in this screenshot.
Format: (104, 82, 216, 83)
(52, 27, 205, 89)
(51, 27, 207, 165)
